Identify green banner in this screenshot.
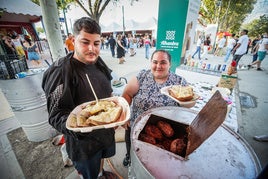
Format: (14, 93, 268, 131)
(156, 0, 201, 72)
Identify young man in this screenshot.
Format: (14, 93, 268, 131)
(108, 34, 116, 57)
(42, 17, 116, 179)
(231, 29, 249, 69)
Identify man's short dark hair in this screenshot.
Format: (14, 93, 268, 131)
(243, 29, 248, 34)
(73, 17, 101, 36)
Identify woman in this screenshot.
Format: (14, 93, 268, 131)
(201, 36, 211, 60)
(23, 35, 41, 68)
(128, 34, 136, 56)
(144, 34, 151, 59)
(122, 49, 194, 167)
(116, 34, 126, 64)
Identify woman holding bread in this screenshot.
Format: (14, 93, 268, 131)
(122, 49, 194, 167)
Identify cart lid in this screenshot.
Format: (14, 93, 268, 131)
(186, 90, 227, 156)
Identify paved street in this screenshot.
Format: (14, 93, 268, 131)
(0, 46, 267, 178)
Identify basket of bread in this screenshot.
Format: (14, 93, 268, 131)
(66, 96, 130, 132)
(160, 85, 199, 106)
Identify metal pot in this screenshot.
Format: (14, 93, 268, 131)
(130, 106, 261, 179)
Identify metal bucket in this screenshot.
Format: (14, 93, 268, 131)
(130, 106, 261, 179)
(0, 70, 57, 142)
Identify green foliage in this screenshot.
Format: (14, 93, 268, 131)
(31, 0, 75, 10)
(243, 15, 268, 38)
(200, 0, 257, 34)
(31, 0, 138, 24)
(72, 0, 137, 23)
(36, 26, 44, 33)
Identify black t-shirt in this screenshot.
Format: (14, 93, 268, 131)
(108, 37, 116, 48)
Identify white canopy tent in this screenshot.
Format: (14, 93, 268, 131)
(101, 17, 157, 37)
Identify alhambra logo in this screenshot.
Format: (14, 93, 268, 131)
(166, 30, 176, 40)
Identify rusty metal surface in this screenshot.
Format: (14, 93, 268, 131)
(131, 106, 261, 179)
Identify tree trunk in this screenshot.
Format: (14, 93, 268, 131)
(39, 0, 66, 62)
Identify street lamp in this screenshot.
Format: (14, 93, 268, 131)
(213, 0, 222, 53)
(122, 5, 125, 35)
(61, 0, 69, 35)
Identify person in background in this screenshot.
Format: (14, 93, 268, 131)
(214, 35, 226, 57)
(246, 38, 251, 54)
(231, 29, 249, 69)
(42, 17, 117, 179)
(2, 35, 17, 56)
(128, 34, 136, 56)
(224, 34, 236, 63)
(144, 34, 151, 59)
(116, 34, 126, 64)
(12, 34, 25, 58)
(251, 35, 262, 63)
(248, 32, 268, 71)
(65, 33, 74, 53)
(23, 35, 42, 68)
(201, 35, 211, 60)
(192, 35, 202, 60)
(121, 49, 195, 167)
(108, 34, 116, 58)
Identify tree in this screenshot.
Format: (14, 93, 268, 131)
(32, 0, 138, 24)
(243, 15, 268, 37)
(32, 0, 74, 10)
(199, 0, 257, 33)
(72, 0, 138, 23)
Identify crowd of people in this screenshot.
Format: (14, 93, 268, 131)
(1, 32, 46, 68)
(63, 30, 156, 66)
(190, 29, 268, 71)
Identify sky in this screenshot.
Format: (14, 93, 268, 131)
(62, 0, 159, 31)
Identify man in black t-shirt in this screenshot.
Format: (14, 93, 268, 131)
(42, 17, 116, 179)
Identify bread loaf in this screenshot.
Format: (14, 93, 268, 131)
(168, 85, 194, 101)
(69, 100, 122, 127)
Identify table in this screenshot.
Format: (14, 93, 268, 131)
(190, 81, 238, 132)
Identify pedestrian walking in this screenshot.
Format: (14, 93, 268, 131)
(248, 32, 268, 71)
(116, 34, 126, 64)
(224, 34, 236, 62)
(201, 36, 211, 60)
(108, 34, 116, 58)
(192, 36, 202, 60)
(144, 34, 151, 59)
(231, 29, 249, 69)
(214, 36, 226, 57)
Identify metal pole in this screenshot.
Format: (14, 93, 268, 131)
(212, 0, 222, 53)
(69, 18, 73, 33)
(61, 0, 69, 34)
(122, 6, 125, 35)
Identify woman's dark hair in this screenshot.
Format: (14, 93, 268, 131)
(150, 49, 171, 62)
(73, 17, 101, 36)
(24, 35, 32, 46)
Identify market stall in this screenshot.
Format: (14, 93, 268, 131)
(0, 0, 42, 79)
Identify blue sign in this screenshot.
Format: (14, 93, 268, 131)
(59, 18, 65, 22)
